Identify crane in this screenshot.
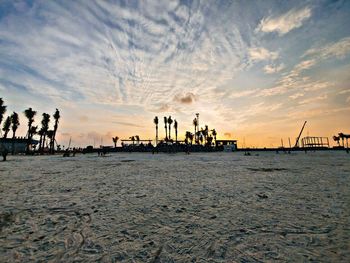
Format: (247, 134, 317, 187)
(294, 121, 307, 148)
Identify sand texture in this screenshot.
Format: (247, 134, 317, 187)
(1, 151, 349, 262)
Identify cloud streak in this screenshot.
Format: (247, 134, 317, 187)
(257, 6, 312, 35)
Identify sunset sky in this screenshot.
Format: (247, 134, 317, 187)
(1, 0, 349, 147)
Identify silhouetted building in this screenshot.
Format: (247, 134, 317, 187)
(0, 138, 39, 153)
(216, 140, 238, 151)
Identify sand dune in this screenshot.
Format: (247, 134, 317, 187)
(1, 151, 349, 262)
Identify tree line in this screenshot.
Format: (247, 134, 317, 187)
(0, 98, 60, 154)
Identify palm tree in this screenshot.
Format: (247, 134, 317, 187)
(112, 136, 119, 148)
(10, 112, 20, 154)
(2, 116, 11, 138)
(174, 120, 178, 143)
(24, 108, 36, 137)
(168, 116, 173, 140)
(129, 136, 135, 145)
(29, 126, 38, 137)
(333, 135, 340, 147)
(40, 113, 50, 153)
(47, 130, 55, 151)
(51, 109, 60, 153)
(0, 98, 6, 127)
(203, 125, 209, 144)
(29, 126, 38, 151)
(11, 112, 19, 139)
(193, 118, 198, 144)
(135, 135, 140, 145)
(185, 131, 190, 145)
(188, 132, 194, 145)
(211, 129, 217, 146)
(38, 128, 45, 152)
(207, 135, 213, 146)
(24, 107, 37, 153)
(154, 116, 159, 145)
(164, 116, 168, 141)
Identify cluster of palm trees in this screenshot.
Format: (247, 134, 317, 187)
(153, 116, 179, 144)
(333, 132, 350, 148)
(129, 135, 140, 145)
(0, 98, 60, 154)
(152, 113, 217, 147)
(185, 123, 217, 146)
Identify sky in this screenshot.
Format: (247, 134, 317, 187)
(0, 0, 349, 148)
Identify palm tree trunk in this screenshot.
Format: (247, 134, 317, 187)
(12, 132, 16, 155)
(42, 135, 46, 154)
(156, 126, 158, 145)
(169, 125, 171, 140)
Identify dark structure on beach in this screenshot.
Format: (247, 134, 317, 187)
(0, 138, 39, 154)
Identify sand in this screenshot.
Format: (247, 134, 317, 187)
(0, 151, 349, 262)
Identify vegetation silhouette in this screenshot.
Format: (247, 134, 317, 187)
(10, 112, 20, 154)
(0, 98, 6, 127)
(174, 120, 178, 143)
(24, 107, 37, 154)
(51, 109, 60, 154)
(112, 136, 119, 148)
(153, 116, 159, 145)
(0, 98, 61, 157)
(167, 116, 173, 140)
(39, 113, 50, 154)
(2, 117, 11, 138)
(163, 116, 168, 141)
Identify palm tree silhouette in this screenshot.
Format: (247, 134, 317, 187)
(185, 131, 190, 144)
(24, 107, 37, 153)
(52, 109, 60, 153)
(154, 116, 159, 145)
(333, 135, 340, 147)
(47, 130, 54, 151)
(211, 129, 217, 146)
(129, 136, 135, 145)
(112, 136, 119, 148)
(164, 116, 168, 141)
(193, 118, 198, 143)
(168, 116, 173, 140)
(2, 116, 11, 138)
(38, 128, 44, 151)
(207, 135, 213, 146)
(40, 113, 50, 153)
(174, 120, 178, 143)
(10, 112, 20, 154)
(189, 132, 194, 145)
(11, 112, 20, 138)
(203, 125, 209, 144)
(0, 98, 6, 128)
(135, 135, 140, 145)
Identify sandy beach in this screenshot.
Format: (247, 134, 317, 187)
(1, 151, 349, 262)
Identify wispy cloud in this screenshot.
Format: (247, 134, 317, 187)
(263, 63, 285, 74)
(248, 47, 278, 61)
(256, 6, 312, 35)
(303, 37, 350, 60)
